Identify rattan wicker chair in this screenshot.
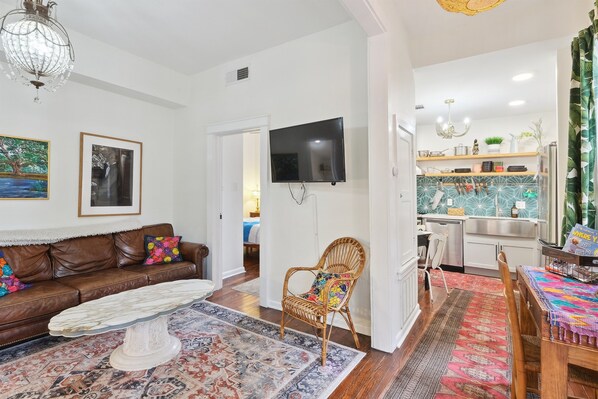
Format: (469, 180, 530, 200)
(280, 237, 366, 366)
(497, 251, 598, 399)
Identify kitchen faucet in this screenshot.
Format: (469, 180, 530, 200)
(494, 190, 500, 217)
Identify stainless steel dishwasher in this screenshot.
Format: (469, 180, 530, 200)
(423, 218, 464, 269)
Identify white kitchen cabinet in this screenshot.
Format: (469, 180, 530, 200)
(464, 233, 539, 272)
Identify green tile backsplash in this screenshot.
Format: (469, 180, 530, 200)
(417, 175, 538, 218)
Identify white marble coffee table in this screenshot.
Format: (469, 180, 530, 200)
(48, 279, 215, 371)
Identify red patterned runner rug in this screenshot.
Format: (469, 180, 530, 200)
(384, 289, 511, 398)
(429, 269, 504, 296)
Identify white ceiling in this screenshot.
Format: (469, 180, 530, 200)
(395, 0, 594, 126)
(7, 0, 352, 75)
(414, 40, 558, 125)
(395, 0, 593, 68)
(0, 0, 591, 122)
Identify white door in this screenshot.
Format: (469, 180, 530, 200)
(221, 134, 244, 278)
(397, 124, 417, 264)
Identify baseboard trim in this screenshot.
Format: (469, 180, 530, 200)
(395, 306, 421, 349)
(222, 267, 246, 279)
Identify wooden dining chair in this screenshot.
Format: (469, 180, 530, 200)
(280, 237, 366, 366)
(497, 251, 598, 399)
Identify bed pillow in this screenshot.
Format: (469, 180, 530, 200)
(143, 236, 183, 265)
(300, 271, 352, 308)
(0, 251, 30, 297)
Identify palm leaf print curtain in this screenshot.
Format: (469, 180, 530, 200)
(561, 9, 598, 244)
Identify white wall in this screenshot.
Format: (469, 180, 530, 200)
(174, 21, 370, 332)
(243, 133, 260, 217)
(416, 111, 557, 153)
(0, 69, 176, 230)
(221, 134, 244, 277)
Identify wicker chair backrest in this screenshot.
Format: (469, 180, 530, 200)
(319, 237, 366, 278)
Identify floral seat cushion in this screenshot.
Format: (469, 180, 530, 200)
(299, 271, 352, 308)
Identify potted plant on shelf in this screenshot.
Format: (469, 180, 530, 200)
(518, 118, 544, 151)
(485, 136, 503, 153)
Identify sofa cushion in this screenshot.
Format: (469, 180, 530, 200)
(0, 244, 52, 282)
(124, 261, 197, 284)
(51, 234, 117, 278)
(57, 269, 147, 302)
(142, 223, 174, 238)
(143, 236, 183, 265)
(114, 228, 146, 267)
(0, 280, 79, 326)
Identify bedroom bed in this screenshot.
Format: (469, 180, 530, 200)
(243, 217, 260, 253)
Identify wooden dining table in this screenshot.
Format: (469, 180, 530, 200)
(517, 265, 598, 399)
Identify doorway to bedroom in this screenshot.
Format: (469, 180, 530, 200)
(206, 115, 269, 309)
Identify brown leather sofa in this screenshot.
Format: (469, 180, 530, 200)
(0, 223, 209, 347)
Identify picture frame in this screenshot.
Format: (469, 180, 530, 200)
(0, 135, 50, 200)
(78, 132, 142, 217)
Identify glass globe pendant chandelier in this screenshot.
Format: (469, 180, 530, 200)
(435, 99, 471, 139)
(436, 0, 506, 16)
(0, 0, 74, 103)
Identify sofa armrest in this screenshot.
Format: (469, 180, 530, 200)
(179, 241, 209, 279)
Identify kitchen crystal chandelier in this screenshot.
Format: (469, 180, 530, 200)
(436, 0, 506, 16)
(435, 99, 471, 139)
(0, 0, 75, 103)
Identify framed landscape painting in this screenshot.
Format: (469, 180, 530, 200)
(0, 135, 49, 200)
(78, 132, 142, 216)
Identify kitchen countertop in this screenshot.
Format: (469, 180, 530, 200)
(418, 213, 538, 223)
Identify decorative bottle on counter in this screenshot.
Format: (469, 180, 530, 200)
(511, 203, 519, 218)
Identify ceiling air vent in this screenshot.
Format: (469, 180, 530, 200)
(415, 104, 425, 110)
(226, 66, 250, 85)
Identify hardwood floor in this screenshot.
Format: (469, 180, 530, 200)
(209, 253, 594, 398)
(208, 252, 450, 398)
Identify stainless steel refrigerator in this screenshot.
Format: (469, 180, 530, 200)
(537, 142, 559, 245)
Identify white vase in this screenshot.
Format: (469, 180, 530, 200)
(487, 144, 501, 153)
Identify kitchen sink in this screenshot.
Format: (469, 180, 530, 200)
(465, 217, 536, 238)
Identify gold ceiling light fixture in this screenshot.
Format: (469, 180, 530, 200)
(0, 0, 75, 103)
(436, 0, 507, 16)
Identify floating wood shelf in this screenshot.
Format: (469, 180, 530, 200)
(421, 172, 536, 177)
(416, 152, 539, 162)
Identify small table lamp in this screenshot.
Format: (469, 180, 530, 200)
(251, 190, 260, 212)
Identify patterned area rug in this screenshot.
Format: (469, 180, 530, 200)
(232, 277, 260, 296)
(384, 289, 511, 399)
(0, 302, 364, 399)
(428, 270, 504, 295)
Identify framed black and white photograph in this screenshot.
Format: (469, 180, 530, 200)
(78, 132, 142, 216)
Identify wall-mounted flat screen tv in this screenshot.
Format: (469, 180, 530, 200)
(269, 117, 346, 183)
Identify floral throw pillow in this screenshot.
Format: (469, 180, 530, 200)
(300, 271, 352, 308)
(143, 236, 183, 265)
(0, 251, 30, 297)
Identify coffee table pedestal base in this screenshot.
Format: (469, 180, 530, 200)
(109, 315, 181, 371)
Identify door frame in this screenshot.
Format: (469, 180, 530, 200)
(206, 115, 270, 307)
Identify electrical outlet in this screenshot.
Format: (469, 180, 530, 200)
(447, 198, 454, 206)
(516, 201, 526, 209)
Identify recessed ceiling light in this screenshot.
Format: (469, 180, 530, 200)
(509, 100, 526, 107)
(512, 73, 534, 82)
